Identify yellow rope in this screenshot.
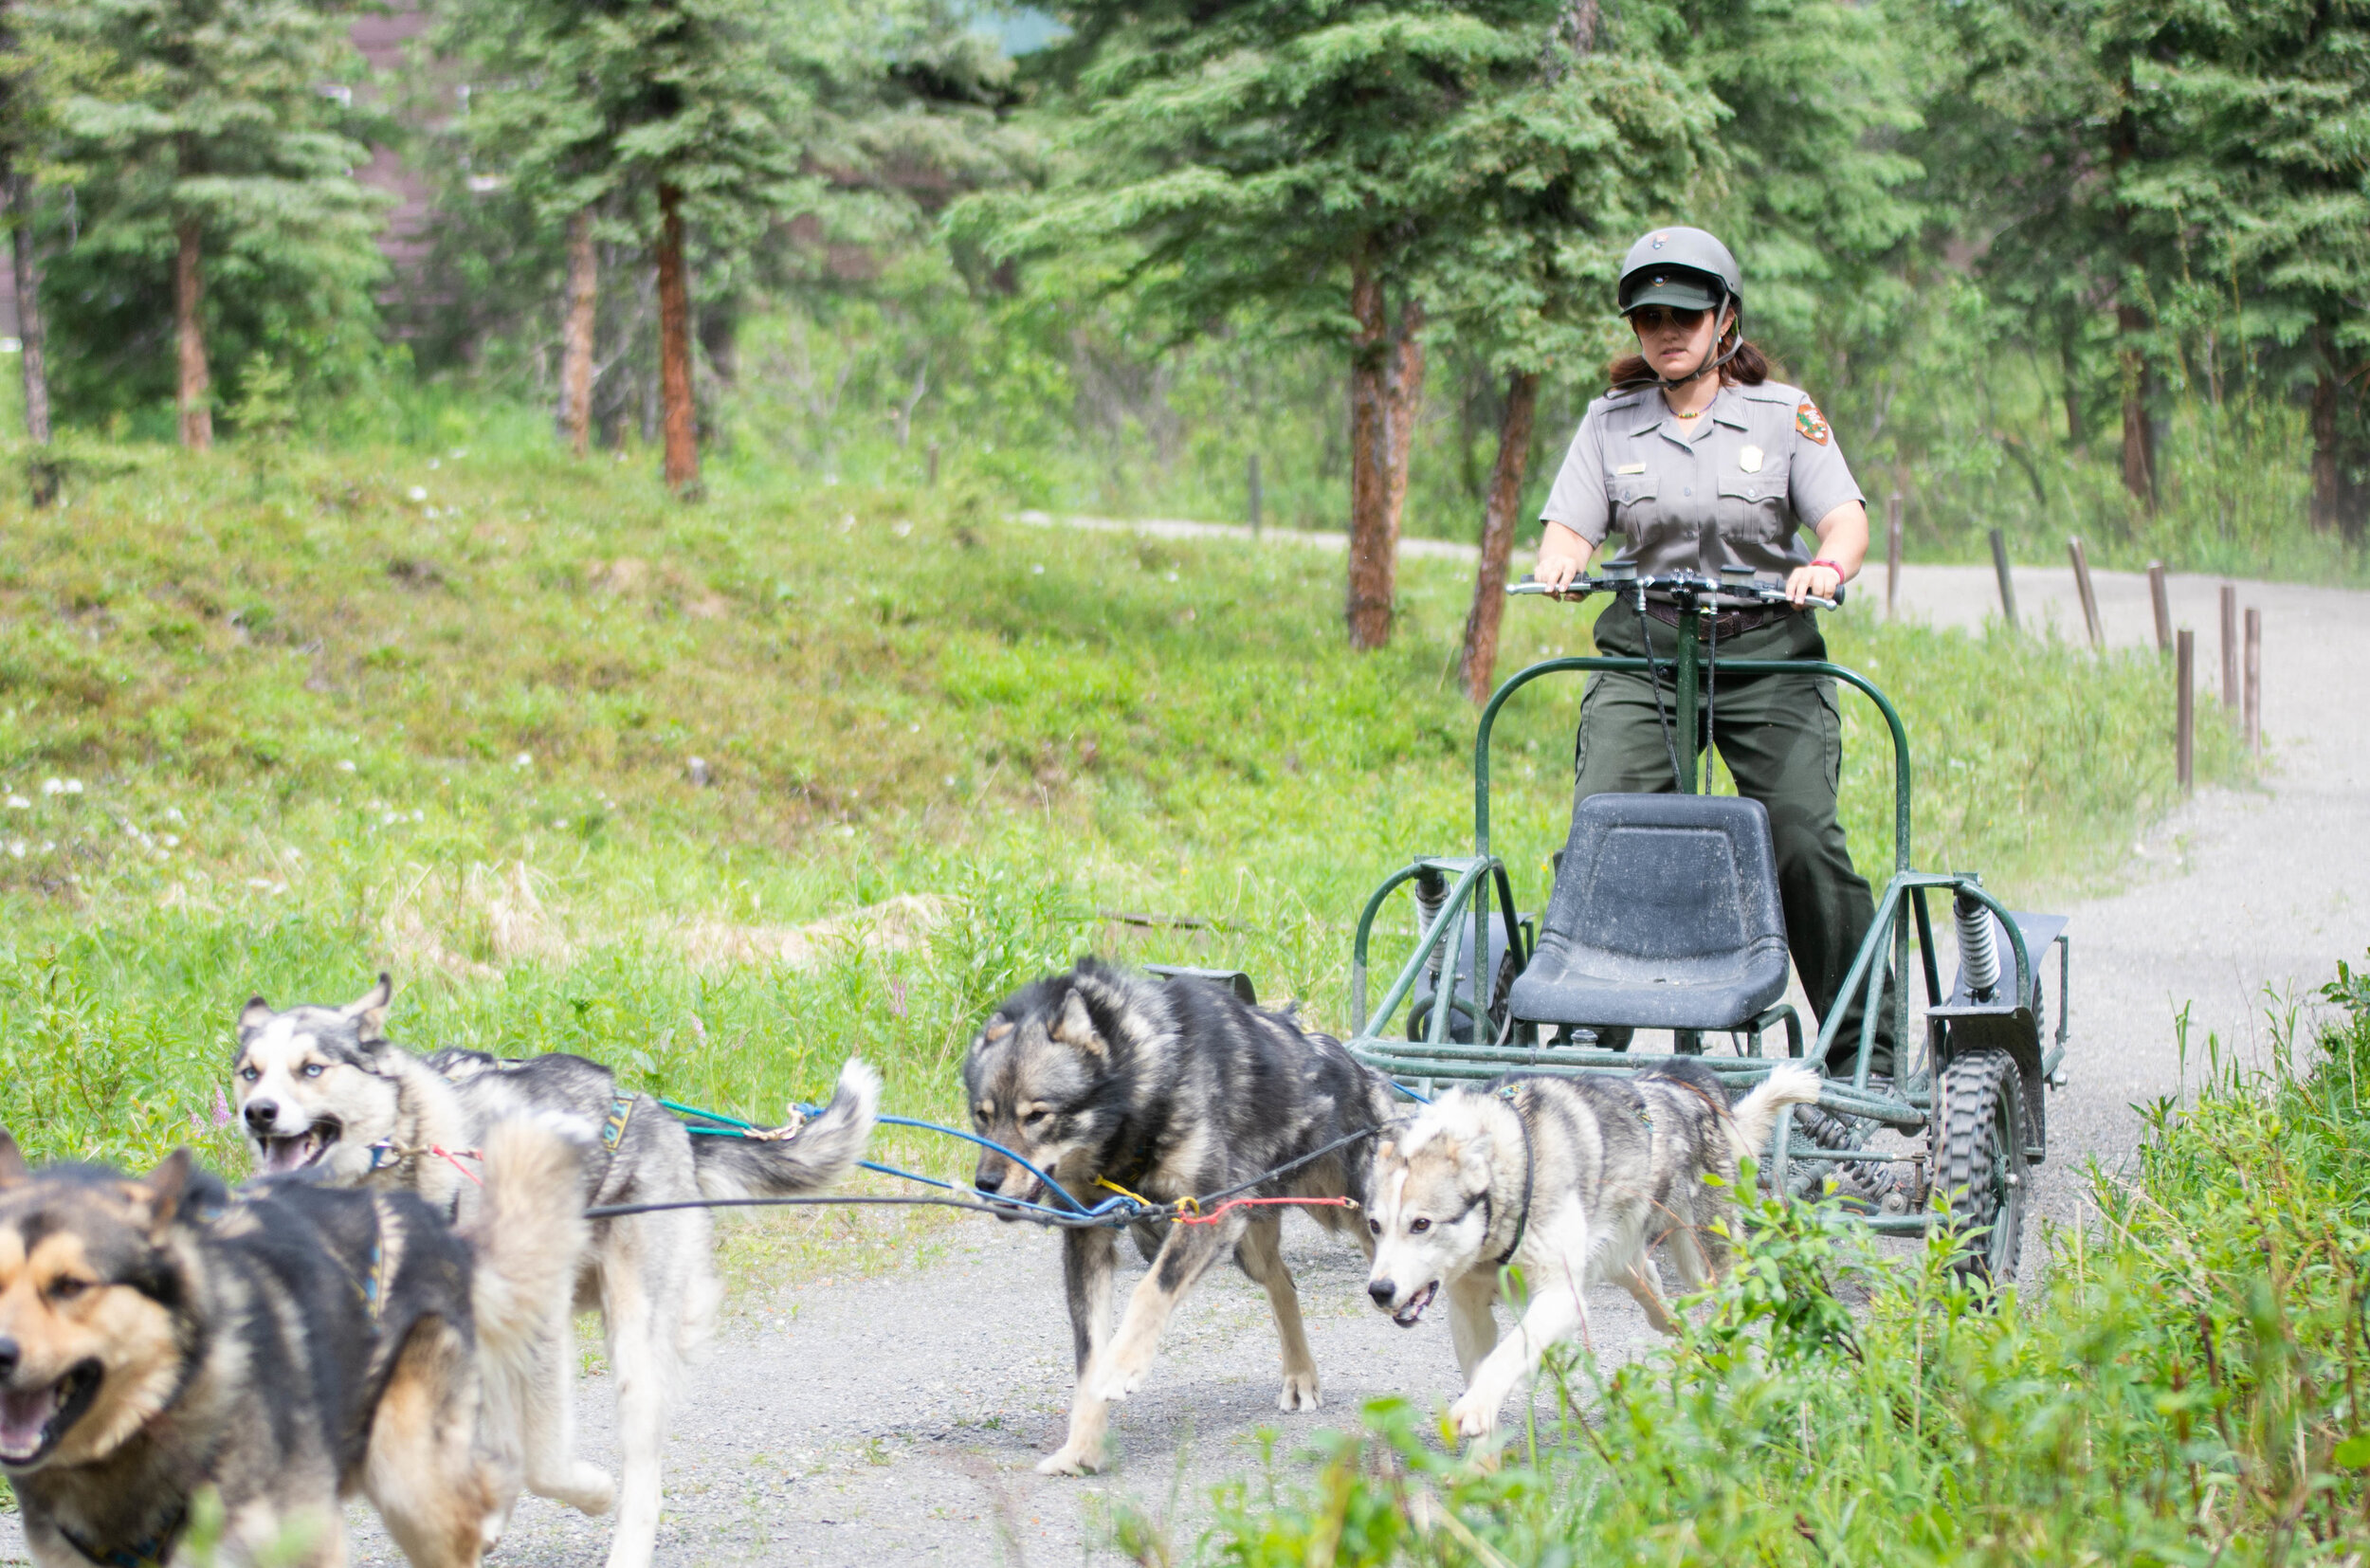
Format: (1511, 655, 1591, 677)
(1094, 1176, 1157, 1209)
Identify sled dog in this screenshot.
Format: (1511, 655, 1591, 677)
(231, 975, 880, 1568)
(0, 1117, 582, 1567)
(1364, 1059, 1822, 1437)
(964, 958, 1399, 1475)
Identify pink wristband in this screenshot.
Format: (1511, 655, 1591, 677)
(1809, 558, 1843, 573)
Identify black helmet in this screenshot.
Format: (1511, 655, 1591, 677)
(1615, 227, 1743, 316)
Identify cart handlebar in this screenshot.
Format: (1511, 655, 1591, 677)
(1508, 570, 1841, 612)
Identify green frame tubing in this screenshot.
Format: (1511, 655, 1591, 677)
(1348, 644, 2060, 1233)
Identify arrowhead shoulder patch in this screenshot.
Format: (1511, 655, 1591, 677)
(1796, 400, 1831, 446)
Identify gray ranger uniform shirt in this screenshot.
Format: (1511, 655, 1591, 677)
(1540, 378, 1862, 581)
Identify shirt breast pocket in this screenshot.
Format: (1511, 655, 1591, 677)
(1716, 459, 1792, 544)
(1608, 476, 1659, 538)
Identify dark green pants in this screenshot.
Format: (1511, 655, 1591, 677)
(1575, 599, 1896, 1075)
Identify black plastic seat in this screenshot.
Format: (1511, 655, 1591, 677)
(1506, 793, 1790, 1030)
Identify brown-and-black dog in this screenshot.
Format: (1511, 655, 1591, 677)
(0, 1119, 583, 1566)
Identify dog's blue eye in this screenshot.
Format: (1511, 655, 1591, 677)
(240, 1067, 259, 1082)
(302, 1064, 325, 1079)
(1410, 1218, 1431, 1234)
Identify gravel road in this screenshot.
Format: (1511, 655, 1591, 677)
(6, 556, 2359, 1568)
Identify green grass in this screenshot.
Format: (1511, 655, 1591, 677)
(1187, 960, 2370, 1567)
(0, 434, 2245, 1183)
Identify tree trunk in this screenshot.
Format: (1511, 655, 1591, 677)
(653, 183, 698, 494)
(1345, 251, 1394, 649)
(1382, 294, 1425, 564)
(558, 209, 597, 458)
(2311, 364, 2341, 536)
(7, 176, 47, 444)
(2115, 301, 2152, 510)
(698, 298, 738, 387)
(2058, 332, 2084, 455)
(1457, 370, 1540, 703)
(175, 218, 211, 452)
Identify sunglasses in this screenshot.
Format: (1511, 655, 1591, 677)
(1631, 305, 1710, 333)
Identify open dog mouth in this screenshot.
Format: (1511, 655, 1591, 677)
(1390, 1282, 1439, 1328)
(256, 1118, 341, 1175)
(0, 1360, 100, 1468)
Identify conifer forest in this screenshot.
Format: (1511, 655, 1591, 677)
(0, 0, 2363, 635)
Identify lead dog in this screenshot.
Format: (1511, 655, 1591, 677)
(230, 976, 880, 1568)
(964, 958, 1399, 1475)
(0, 1117, 582, 1567)
(1364, 1059, 1822, 1437)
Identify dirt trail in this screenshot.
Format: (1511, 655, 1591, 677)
(7, 553, 2358, 1568)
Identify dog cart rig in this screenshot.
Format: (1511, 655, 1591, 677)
(1340, 567, 2070, 1282)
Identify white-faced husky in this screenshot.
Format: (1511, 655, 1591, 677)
(230, 975, 880, 1568)
(1364, 1058, 1821, 1438)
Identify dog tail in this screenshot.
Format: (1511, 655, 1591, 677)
(691, 1057, 881, 1201)
(466, 1113, 590, 1379)
(1723, 1063, 1826, 1163)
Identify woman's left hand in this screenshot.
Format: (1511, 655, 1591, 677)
(1784, 562, 1842, 607)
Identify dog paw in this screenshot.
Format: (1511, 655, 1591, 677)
(1037, 1446, 1103, 1477)
(533, 1464, 617, 1517)
(1277, 1371, 1322, 1412)
(1449, 1390, 1501, 1440)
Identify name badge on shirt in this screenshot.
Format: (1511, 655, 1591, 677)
(1615, 463, 1647, 475)
(1739, 445, 1764, 474)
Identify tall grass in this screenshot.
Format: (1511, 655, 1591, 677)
(1185, 957, 2370, 1566)
(0, 437, 2243, 1176)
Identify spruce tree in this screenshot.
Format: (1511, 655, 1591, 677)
(39, 0, 385, 449)
(435, 0, 815, 492)
(980, 0, 1592, 649)
(1422, 9, 1718, 697)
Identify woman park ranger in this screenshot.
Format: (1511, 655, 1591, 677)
(1532, 226, 1895, 1081)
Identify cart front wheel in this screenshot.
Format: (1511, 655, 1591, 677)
(1938, 1047, 2026, 1286)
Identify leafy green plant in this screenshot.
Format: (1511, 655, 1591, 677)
(1195, 956, 2370, 1565)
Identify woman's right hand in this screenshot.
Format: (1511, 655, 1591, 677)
(1535, 521, 1594, 597)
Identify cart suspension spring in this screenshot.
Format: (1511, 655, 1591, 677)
(1954, 887, 2000, 1002)
(1413, 866, 1449, 979)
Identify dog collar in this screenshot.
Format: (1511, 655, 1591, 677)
(1491, 1084, 1535, 1268)
(57, 1501, 188, 1568)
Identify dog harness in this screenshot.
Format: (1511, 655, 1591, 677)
(1491, 1084, 1536, 1268)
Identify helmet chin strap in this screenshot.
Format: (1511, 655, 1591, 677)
(1650, 298, 1744, 393)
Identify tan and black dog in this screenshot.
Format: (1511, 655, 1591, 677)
(0, 1118, 583, 1567)
(964, 958, 1400, 1476)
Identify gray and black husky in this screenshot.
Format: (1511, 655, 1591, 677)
(0, 1116, 583, 1567)
(963, 958, 1399, 1475)
(1363, 1058, 1821, 1440)
(230, 976, 880, 1568)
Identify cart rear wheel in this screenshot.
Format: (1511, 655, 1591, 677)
(1937, 1047, 2025, 1285)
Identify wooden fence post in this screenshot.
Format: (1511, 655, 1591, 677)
(1989, 528, 2018, 633)
(2219, 583, 2238, 709)
(2068, 537, 2103, 648)
(1886, 491, 1903, 619)
(2244, 607, 2261, 754)
(1248, 453, 1263, 538)
(2147, 561, 2172, 654)
(2176, 629, 2195, 792)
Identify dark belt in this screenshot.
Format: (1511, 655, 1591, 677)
(1643, 601, 1794, 638)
